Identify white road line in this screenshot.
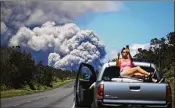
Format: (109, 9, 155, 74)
(51, 93, 57, 96)
(41, 96, 46, 99)
(71, 103, 75, 108)
(13, 104, 20, 106)
(27, 100, 31, 103)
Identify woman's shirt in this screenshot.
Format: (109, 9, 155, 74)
(119, 59, 133, 72)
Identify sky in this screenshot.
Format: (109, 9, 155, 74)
(75, 1, 174, 61)
(1, 1, 174, 70)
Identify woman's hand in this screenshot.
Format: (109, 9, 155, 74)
(126, 48, 130, 53)
(117, 52, 120, 58)
(116, 52, 121, 67)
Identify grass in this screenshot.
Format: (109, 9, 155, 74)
(1, 79, 74, 99)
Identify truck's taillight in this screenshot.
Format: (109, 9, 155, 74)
(166, 85, 172, 102)
(97, 84, 104, 99)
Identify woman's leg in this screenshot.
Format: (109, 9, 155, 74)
(132, 72, 145, 77)
(122, 67, 139, 76)
(123, 66, 150, 76)
(137, 66, 150, 75)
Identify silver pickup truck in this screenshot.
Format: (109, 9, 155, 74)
(74, 61, 172, 108)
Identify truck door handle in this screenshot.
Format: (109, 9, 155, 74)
(129, 86, 140, 90)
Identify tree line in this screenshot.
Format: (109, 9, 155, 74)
(0, 46, 77, 90)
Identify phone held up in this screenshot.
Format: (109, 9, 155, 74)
(126, 45, 129, 49)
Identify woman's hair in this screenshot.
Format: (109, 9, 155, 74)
(121, 47, 126, 54)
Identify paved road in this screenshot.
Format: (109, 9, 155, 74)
(1, 81, 75, 108)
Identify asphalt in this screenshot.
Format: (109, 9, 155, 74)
(1, 81, 75, 108)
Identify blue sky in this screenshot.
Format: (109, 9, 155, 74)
(75, 1, 174, 60)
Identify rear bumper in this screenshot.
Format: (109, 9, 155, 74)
(144, 102, 172, 108)
(101, 103, 172, 108)
(102, 104, 172, 108)
(96, 100, 172, 108)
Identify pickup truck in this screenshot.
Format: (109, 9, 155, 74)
(74, 61, 172, 108)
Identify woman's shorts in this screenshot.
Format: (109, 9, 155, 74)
(120, 70, 130, 78)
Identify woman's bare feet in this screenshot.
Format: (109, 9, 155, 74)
(152, 78, 158, 83)
(151, 71, 156, 78)
(145, 71, 156, 79)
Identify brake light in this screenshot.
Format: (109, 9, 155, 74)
(166, 85, 172, 102)
(97, 84, 104, 99)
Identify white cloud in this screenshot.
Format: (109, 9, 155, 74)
(48, 52, 61, 67)
(111, 50, 118, 59)
(25, 1, 125, 25)
(9, 21, 106, 70)
(130, 43, 150, 57)
(26, 1, 123, 24)
(1, 1, 126, 45)
(102, 48, 118, 63)
(26, 9, 45, 25)
(1, 1, 128, 69)
(1, 1, 125, 27)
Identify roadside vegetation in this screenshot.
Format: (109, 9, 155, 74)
(1, 79, 73, 98)
(0, 46, 76, 98)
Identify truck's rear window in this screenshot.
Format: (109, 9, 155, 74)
(102, 66, 155, 81)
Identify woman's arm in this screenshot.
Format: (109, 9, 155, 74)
(126, 48, 131, 59)
(116, 53, 121, 67)
(126, 49, 134, 66)
(128, 52, 132, 60)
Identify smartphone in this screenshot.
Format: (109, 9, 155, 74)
(126, 45, 129, 49)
